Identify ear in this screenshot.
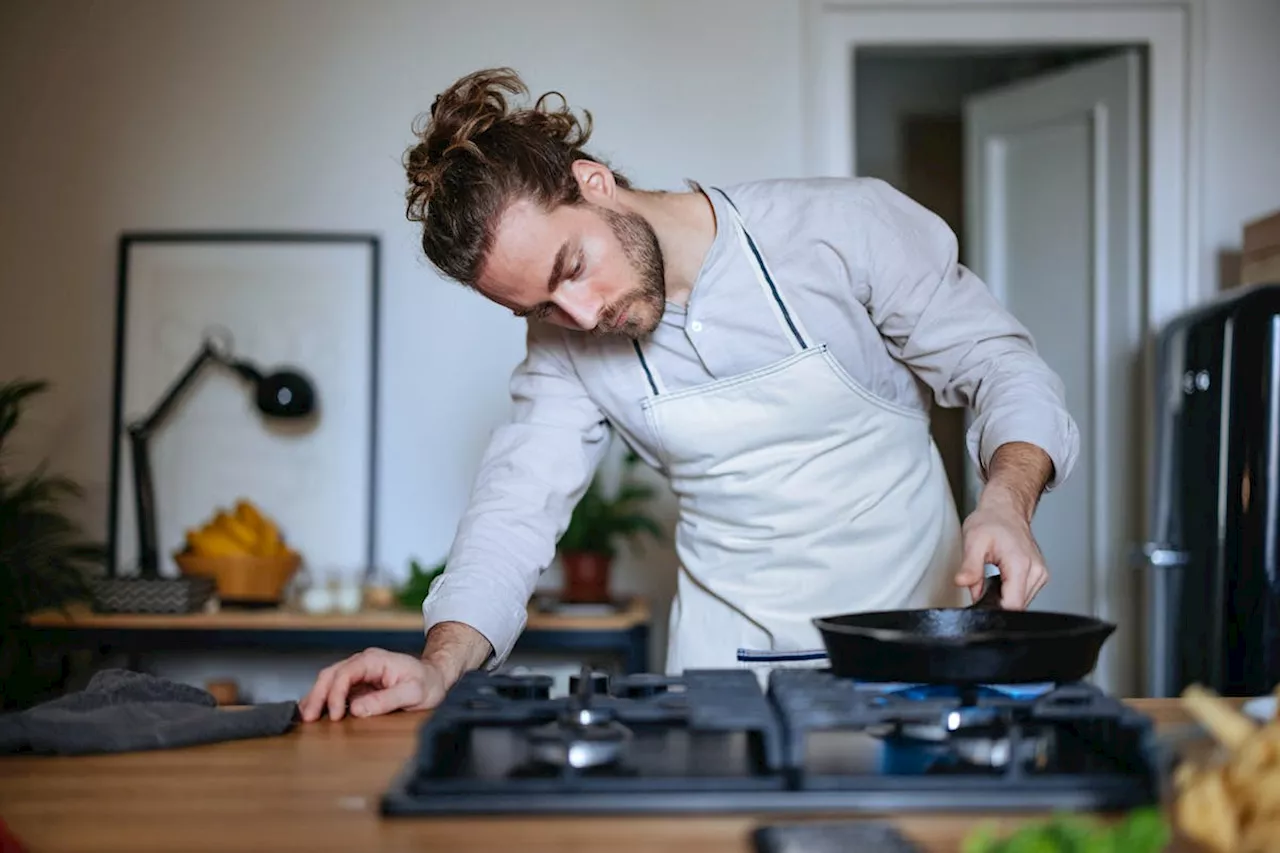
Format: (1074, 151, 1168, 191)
(571, 159, 617, 204)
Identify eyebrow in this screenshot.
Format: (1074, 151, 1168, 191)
(545, 241, 570, 293)
(512, 242, 576, 319)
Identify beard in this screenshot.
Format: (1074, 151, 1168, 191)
(595, 206, 666, 339)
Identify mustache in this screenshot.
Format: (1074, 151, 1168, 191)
(593, 297, 633, 336)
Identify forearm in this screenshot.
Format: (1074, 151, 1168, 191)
(421, 620, 493, 681)
(977, 441, 1054, 523)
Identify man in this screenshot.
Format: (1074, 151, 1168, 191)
(299, 67, 1078, 722)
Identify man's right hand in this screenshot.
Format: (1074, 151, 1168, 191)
(298, 648, 450, 721)
(298, 621, 493, 721)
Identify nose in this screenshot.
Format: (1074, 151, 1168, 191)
(553, 286, 604, 330)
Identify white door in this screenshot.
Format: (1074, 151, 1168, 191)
(963, 51, 1144, 696)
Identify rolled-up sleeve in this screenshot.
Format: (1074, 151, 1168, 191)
(850, 179, 1080, 489)
(422, 320, 612, 666)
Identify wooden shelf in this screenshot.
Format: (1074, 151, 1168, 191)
(22, 596, 653, 673)
(26, 596, 650, 633)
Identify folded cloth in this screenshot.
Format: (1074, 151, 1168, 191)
(0, 668, 298, 756)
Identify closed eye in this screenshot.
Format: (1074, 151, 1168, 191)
(515, 251, 584, 320)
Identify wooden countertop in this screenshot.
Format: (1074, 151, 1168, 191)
(24, 596, 651, 633)
(0, 698, 1200, 853)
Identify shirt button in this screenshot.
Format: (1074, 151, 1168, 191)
(690, 320, 704, 332)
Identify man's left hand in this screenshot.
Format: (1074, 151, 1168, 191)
(954, 441, 1055, 610)
(955, 498, 1048, 609)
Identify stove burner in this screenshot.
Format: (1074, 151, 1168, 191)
(885, 689, 1051, 768)
(526, 665, 634, 770)
(527, 707, 633, 769)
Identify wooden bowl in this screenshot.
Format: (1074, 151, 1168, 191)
(173, 551, 302, 605)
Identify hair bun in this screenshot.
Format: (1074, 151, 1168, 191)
(405, 67, 593, 205)
(424, 67, 525, 161)
(403, 67, 625, 286)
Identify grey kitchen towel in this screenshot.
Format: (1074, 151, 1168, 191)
(0, 668, 298, 755)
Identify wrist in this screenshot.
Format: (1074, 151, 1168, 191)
(977, 482, 1035, 522)
(421, 621, 493, 682)
(979, 441, 1053, 523)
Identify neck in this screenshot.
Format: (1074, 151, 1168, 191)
(621, 187, 716, 307)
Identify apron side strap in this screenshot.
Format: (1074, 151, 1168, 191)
(736, 648, 829, 663)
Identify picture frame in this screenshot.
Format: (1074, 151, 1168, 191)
(106, 232, 380, 582)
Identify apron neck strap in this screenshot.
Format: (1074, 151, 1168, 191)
(633, 187, 812, 398)
(711, 187, 809, 354)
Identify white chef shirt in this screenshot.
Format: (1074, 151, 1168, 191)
(422, 176, 1081, 665)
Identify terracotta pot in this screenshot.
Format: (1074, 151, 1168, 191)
(559, 551, 612, 603)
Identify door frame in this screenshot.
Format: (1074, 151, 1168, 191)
(803, 0, 1206, 696)
(804, 0, 1204, 326)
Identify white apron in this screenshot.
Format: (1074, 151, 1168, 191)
(633, 188, 965, 678)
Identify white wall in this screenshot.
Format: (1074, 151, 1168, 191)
(1200, 0, 1280, 287)
(0, 0, 801, 701)
(1, 0, 1277, 702)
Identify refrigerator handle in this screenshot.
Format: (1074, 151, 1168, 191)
(1135, 542, 1190, 697)
(1140, 543, 1191, 567)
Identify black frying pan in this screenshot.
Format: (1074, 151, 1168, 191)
(811, 572, 1116, 684)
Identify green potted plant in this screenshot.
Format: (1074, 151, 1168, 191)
(556, 450, 662, 603)
(394, 557, 446, 610)
(0, 379, 106, 708)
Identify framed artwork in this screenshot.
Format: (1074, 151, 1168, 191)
(106, 232, 380, 581)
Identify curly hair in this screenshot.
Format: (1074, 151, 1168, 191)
(403, 67, 631, 286)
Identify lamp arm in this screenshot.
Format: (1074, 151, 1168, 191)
(126, 341, 230, 578)
(131, 343, 226, 439)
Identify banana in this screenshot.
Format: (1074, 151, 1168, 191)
(211, 511, 259, 551)
(185, 499, 296, 559)
(187, 528, 253, 557)
(234, 500, 268, 534)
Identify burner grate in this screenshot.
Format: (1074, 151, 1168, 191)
(380, 666, 1162, 817)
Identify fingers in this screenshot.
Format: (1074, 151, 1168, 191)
(1000, 561, 1030, 610)
(299, 657, 347, 722)
(326, 659, 372, 721)
(298, 651, 385, 723)
(955, 535, 990, 603)
(995, 554, 1050, 609)
(1026, 558, 1050, 604)
(350, 679, 423, 718)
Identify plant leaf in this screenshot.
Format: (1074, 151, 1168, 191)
(0, 377, 104, 629)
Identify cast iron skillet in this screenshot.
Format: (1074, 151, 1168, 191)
(811, 572, 1117, 684)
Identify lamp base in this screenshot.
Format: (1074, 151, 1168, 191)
(90, 576, 217, 614)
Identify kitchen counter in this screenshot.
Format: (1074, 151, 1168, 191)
(0, 698, 1197, 853)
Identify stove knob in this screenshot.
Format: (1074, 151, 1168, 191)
(569, 671, 611, 695)
(620, 674, 669, 698)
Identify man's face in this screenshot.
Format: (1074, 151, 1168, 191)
(476, 196, 666, 339)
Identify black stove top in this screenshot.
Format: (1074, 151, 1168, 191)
(380, 666, 1161, 816)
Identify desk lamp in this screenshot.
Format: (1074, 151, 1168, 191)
(93, 333, 317, 613)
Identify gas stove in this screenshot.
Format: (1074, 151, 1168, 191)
(380, 665, 1161, 816)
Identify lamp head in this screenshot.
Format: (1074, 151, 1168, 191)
(254, 369, 316, 418)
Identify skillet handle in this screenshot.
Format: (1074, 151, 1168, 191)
(972, 565, 1003, 610)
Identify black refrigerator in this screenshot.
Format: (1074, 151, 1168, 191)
(1143, 281, 1280, 697)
